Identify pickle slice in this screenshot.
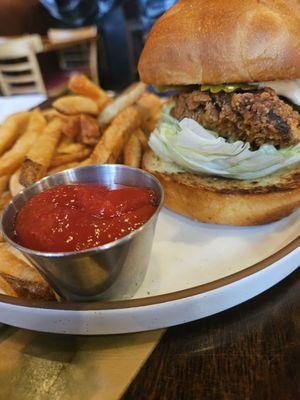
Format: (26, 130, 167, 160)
(200, 83, 256, 93)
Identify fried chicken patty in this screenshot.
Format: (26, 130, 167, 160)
(172, 88, 300, 148)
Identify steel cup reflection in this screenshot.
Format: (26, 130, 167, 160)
(1, 165, 163, 302)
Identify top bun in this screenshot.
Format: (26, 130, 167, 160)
(138, 0, 300, 86)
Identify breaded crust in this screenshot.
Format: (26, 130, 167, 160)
(143, 150, 300, 226)
(172, 89, 300, 148)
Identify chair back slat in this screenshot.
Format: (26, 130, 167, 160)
(47, 26, 99, 85)
(0, 36, 46, 96)
(0, 62, 31, 72)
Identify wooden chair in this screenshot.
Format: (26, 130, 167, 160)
(0, 36, 46, 96)
(47, 26, 99, 85)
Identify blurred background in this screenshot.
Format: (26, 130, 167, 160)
(0, 0, 176, 97)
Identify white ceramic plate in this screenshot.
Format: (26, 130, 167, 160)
(0, 208, 299, 335)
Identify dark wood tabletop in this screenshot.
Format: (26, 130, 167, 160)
(123, 267, 300, 400)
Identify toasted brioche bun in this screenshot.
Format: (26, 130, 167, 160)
(143, 150, 300, 226)
(138, 0, 300, 86)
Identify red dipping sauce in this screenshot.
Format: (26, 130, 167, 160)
(14, 184, 158, 253)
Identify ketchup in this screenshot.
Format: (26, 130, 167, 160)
(14, 184, 158, 252)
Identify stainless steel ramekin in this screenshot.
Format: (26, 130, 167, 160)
(1, 165, 163, 302)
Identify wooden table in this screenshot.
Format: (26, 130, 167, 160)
(0, 267, 298, 399)
(0, 34, 98, 53)
(0, 34, 99, 85)
(122, 267, 300, 400)
(41, 35, 98, 54)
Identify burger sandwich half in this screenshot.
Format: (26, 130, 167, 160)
(138, 0, 300, 225)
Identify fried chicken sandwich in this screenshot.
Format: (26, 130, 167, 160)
(138, 0, 300, 225)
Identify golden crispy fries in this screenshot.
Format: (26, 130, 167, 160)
(0, 274, 17, 296)
(80, 158, 92, 166)
(47, 162, 79, 175)
(135, 93, 163, 135)
(0, 110, 46, 176)
(53, 95, 98, 116)
(57, 138, 85, 154)
(68, 74, 111, 111)
(61, 115, 81, 138)
(0, 192, 12, 211)
(0, 176, 9, 196)
(0, 243, 55, 300)
(50, 148, 91, 167)
(137, 93, 163, 119)
(19, 118, 63, 187)
(141, 110, 162, 134)
(43, 109, 81, 139)
(79, 114, 100, 145)
(9, 170, 24, 197)
(134, 128, 149, 151)
(123, 134, 142, 168)
(89, 105, 141, 165)
(0, 191, 11, 242)
(137, 93, 162, 112)
(42, 108, 62, 121)
(98, 82, 146, 126)
(0, 112, 30, 156)
(68, 74, 103, 100)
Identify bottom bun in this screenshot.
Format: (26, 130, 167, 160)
(143, 150, 300, 226)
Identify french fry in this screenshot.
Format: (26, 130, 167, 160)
(0, 192, 11, 242)
(47, 162, 79, 175)
(0, 112, 30, 156)
(19, 118, 63, 187)
(9, 170, 24, 197)
(89, 105, 141, 165)
(57, 136, 85, 153)
(141, 110, 162, 134)
(50, 148, 91, 167)
(80, 157, 92, 166)
(79, 114, 100, 145)
(0, 176, 9, 196)
(42, 108, 62, 121)
(98, 82, 146, 126)
(68, 74, 111, 111)
(0, 243, 55, 300)
(53, 96, 98, 116)
(0, 274, 17, 296)
(43, 109, 81, 139)
(137, 93, 162, 113)
(137, 93, 163, 134)
(0, 192, 12, 211)
(61, 115, 81, 138)
(123, 134, 142, 168)
(134, 128, 149, 151)
(0, 110, 46, 176)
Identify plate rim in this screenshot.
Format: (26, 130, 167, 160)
(0, 233, 298, 311)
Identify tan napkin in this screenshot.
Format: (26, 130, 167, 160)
(0, 326, 163, 400)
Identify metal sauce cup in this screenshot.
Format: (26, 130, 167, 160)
(1, 165, 164, 302)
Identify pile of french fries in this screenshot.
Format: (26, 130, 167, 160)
(0, 74, 163, 300)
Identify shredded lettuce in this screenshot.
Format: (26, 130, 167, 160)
(149, 110, 300, 180)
